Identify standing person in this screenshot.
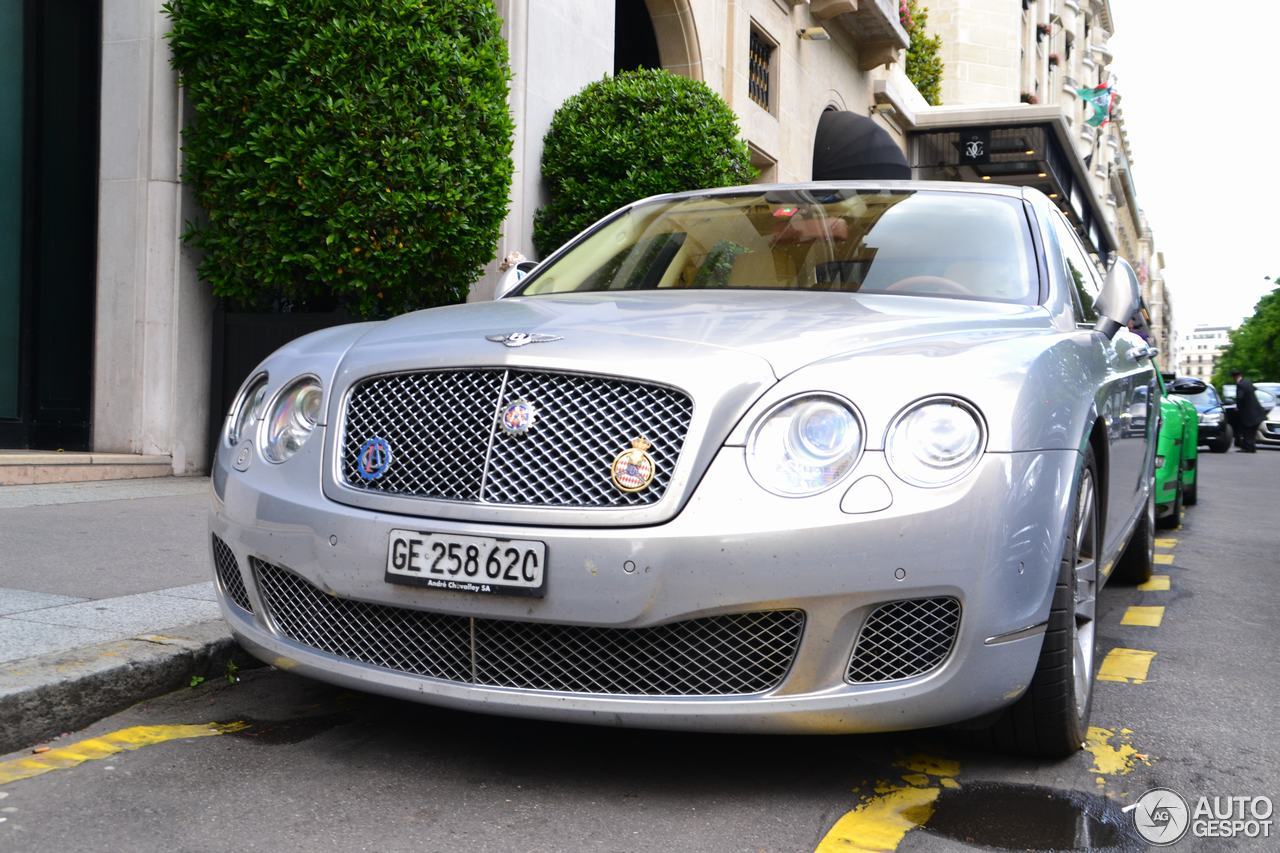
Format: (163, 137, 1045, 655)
(1232, 370, 1266, 453)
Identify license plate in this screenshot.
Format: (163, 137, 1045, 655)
(385, 529, 546, 597)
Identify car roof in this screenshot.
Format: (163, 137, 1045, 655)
(631, 180, 1031, 207)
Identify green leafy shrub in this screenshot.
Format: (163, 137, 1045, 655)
(1213, 285, 1280, 387)
(165, 0, 514, 317)
(532, 69, 753, 259)
(901, 0, 944, 106)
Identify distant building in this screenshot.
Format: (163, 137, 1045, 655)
(1178, 325, 1233, 382)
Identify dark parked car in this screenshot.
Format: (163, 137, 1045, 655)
(1171, 378, 1231, 453)
(1222, 383, 1279, 448)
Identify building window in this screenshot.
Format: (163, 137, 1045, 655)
(749, 27, 775, 112)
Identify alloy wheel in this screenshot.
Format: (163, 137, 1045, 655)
(1072, 470, 1099, 719)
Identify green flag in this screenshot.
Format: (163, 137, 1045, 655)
(1075, 85, 1115, 128)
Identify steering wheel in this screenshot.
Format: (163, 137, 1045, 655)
(882, 275, 970, 296)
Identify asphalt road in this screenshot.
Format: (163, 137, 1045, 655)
(2, 449, 1277, 852)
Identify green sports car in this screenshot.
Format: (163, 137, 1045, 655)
(1155, 371, 1200, 528)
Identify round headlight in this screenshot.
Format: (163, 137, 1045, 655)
(263, 377, 324, 463)
(227, 375, 268, 447)
(886, 397, 985, 487)
(747, 394, 864, 496)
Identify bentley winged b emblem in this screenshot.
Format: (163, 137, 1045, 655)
(486, 331, 563, 348)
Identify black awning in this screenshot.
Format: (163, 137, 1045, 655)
(811, 110, 911, 181)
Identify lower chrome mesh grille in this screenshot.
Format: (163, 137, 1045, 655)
(211, 534, 253, 613)
(253, 559, 803, 696)
(846, 597, 960, 684)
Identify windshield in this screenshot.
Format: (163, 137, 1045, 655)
(1178, 388, 1220, 411)
(518, 189, 1038, 304)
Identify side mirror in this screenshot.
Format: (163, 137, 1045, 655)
(1170, 378, 1208, 395)
(495, 260, 538, 299)
(1093, 257, 1142, 339)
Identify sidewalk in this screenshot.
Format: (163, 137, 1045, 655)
(0, 477, 248, 753)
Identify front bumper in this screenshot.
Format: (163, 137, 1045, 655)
(1259, 420, 1280, 446)
(1197, 421, 1229, 445)
(211, 441, 1079, 734)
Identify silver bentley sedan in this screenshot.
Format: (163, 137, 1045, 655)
(210, 182, 1158, 757)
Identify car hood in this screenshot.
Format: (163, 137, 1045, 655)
(351, 289, 1051, 379)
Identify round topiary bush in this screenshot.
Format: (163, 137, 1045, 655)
(165, 0, 514, 317)
(532, 68, 754, 259)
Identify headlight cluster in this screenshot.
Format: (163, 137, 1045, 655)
(225, 374, 324, 464)
(1199, 411, 1223, 425)
(747, 393, 986, 496)
(886, 398, 986, 487)
(263, 378, 323, 463)
(746, 395, 864, 496)
(227, 375, 268, 446)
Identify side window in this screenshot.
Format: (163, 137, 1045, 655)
(1050, 213, 1101, 323)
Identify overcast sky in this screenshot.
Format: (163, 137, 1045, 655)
(1107, 2, 1279, 338)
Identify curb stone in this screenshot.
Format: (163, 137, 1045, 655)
(0, 619, 259, 755)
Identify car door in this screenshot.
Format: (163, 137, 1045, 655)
(1049, 213, 1156, 559)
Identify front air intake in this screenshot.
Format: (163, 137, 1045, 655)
(846, 597, 960, 683)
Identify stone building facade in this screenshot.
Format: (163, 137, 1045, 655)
(481, 0, 916, 299)
(1, 0, 1171, 473)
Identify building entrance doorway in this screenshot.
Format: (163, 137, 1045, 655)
(0, 0, 100, 450)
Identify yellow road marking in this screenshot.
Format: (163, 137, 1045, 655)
(1098, 648, 1156, 683)
(1137, 574, 1170, 591)
(896, 754, 960, 778)
(1121, 606, 1165, 627)
(1085, 727, 1153, 788)
(1154, 553, 1174, 565)
(816, 785, 940, 852)
(0, 722, 248, 786)
(815, 755, 959, 851)
(1154, 538, 1177, 548)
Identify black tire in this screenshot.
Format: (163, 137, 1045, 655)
(1156, 481, 1182, 530)
(984, 447, 1099, 758)
(1184, 476, 1197, 506)
(1210, 428, 1232, 453)
(1113, 484, 1155, 584)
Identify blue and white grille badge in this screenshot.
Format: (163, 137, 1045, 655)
(357, 437, 393, 481)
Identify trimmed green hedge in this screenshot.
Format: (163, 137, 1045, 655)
(532, 69, 754, 259)
(165, 0, 514, 317)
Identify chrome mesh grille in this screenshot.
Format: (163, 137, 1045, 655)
(846, 597, 960, 683)
(341, 369, 504, 501)
(340, 369, 692, 507)
(211, 534, 253, 613)
(253, 559, 803, 696)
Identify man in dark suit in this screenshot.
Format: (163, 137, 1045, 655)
(1232, 370, 1266, 453)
